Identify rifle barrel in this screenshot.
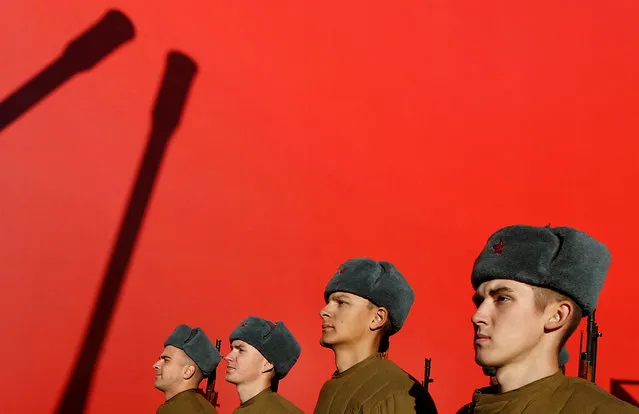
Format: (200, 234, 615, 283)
(586, 311, 595, 357)
(205, 339, 223, 406)
(423, 358, 433, 390)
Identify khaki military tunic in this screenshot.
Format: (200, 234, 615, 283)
(157, 389, 217, 414)
(458, 371, 638, 413)
(232, 389, 303, 414)
(314, 355, 438, 414)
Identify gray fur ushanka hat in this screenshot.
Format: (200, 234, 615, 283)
(230, 316, 301, 379)
(164, 324, 221, 378)
(324, 258, 415, 334)
(471, 225, 611, 315)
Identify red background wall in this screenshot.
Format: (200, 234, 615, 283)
(1, 1, 638, 413)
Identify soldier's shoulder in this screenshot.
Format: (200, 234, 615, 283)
(270, 392, 304, 414)
(561, 376, 638, 412)
(375, 358, 416, 377)
(359, 360, 436, 412)
(378, 359, 426, 388)
(563, 375, 617, 396)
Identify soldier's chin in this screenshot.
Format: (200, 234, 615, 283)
(475, 352, 498, 368)
(153, 379, 165, 391)
(225, 372, 240, 384)
(320, 336, 336, 349)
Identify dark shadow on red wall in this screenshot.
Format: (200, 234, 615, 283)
(0, 9, 134, 132)
(55, 51, 198, 414)
(611, 379, 639, 407)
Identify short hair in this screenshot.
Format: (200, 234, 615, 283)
(532, 286, 583, 349)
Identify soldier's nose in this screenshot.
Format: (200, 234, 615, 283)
(471, 308, 488, 326)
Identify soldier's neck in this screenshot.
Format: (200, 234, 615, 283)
(164, 383, 196, 401)
(236, 379, 270, 404)
(333, 341, 378, 374)
(496, 346, 560, 393)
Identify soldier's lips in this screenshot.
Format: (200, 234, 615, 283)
(321, 325, 333, 331)
(474, 335, 490, 344)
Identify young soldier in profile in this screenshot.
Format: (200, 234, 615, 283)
(459, 224, 638, 413)
(314, 258, 438, 413)
(153, 324, 222, 414)
(225, 316, 303, 413)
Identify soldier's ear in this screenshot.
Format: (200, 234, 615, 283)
(262, 360, 274, 374)
(544, 301, 573, 332)
(183, 363, 196, 380)
(370, 307, 388, 331)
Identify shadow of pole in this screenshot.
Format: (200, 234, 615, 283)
(0, 9, 135, 133)
(55, 51, 198, 414)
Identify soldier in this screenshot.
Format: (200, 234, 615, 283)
(154, 324, 222, 414)
(314, 258, 438, 413)
(225, 316, 303, 413)
(460, 224, 638, 413)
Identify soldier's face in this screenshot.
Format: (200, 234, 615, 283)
(153, 346, 189, 392)
(224, 340, 271, 386)
(471, 279, 546, 369)
(319, 292, 378, 349)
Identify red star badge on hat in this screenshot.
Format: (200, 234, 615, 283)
(493, 240, 504, 254)
(241, 322, 248, 328)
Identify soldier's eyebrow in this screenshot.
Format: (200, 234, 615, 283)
(160, 355, 171, 361)
(488, 286, 515, 297)
(473, 286, 516, 306)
